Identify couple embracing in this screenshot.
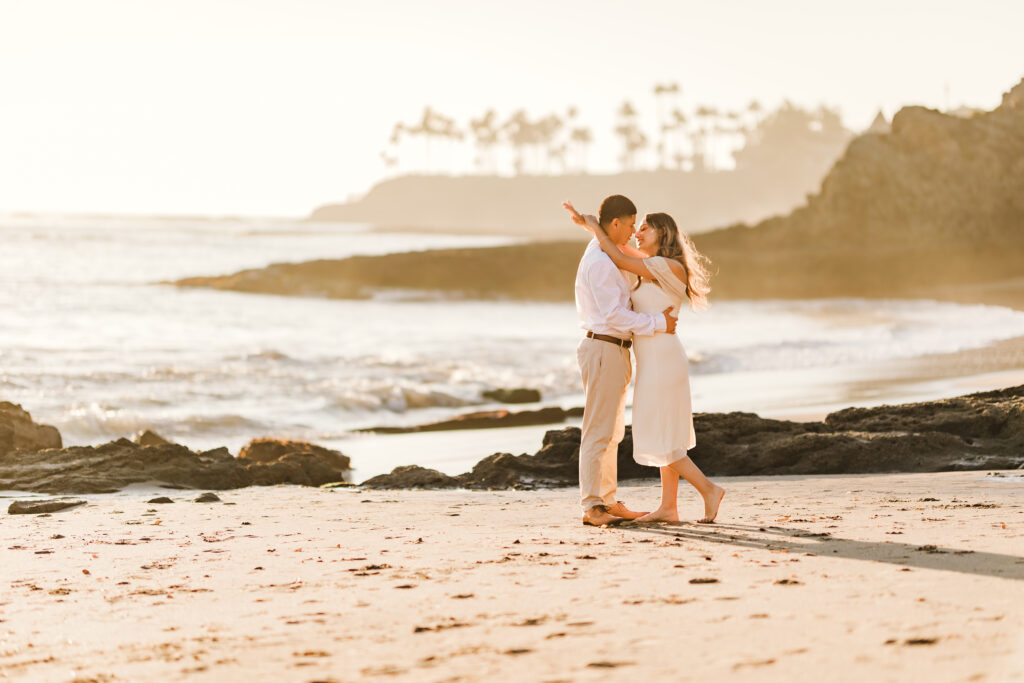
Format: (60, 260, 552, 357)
(563, 195, 724, 527)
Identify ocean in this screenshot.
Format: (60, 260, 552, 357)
(4, 214, 1024, 478)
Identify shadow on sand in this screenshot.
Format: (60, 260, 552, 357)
(620, 522, 1024, 581)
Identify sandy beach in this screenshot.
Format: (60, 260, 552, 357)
(2, 471, 1022, 682)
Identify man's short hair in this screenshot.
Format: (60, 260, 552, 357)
(599, 195, 637, 227)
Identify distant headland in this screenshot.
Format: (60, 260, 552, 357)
(180, 78, 1024, 310)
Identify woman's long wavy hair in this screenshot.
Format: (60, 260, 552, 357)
(639, 212, 712, 311)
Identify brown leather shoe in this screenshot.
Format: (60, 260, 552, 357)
(606, 501, 646, 520)
(582, 505, 624, 527)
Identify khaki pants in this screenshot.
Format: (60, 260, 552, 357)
(576, 337, 631, 511)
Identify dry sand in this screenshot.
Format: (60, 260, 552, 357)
(2, 472, 1022, 682)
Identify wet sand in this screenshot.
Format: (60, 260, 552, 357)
(2, 472, 1022, 682)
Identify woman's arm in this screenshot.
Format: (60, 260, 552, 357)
(562, 201, 654, 278)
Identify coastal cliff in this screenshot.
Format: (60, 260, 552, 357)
(177, 78, 1024, 309)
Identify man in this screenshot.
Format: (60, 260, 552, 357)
(573, 195, 677, 526)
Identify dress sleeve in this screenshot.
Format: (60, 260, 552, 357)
(645, 256, 689, 307)
(586, 257, 664, 335)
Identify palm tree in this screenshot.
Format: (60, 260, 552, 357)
(408, 106, 440, 172)
(570, 126, 593, 173)
(503, 110, 531, 175)
(670, 108, 688, 170)
(384, 122, 404, 174)
(470, 109, 500, 174)
(694, 104, 718, 170)
(615, 100, 647, 171)
(653, 82, 680, 168)
(436, 113, 463, 173)
(538, 114, 564, 174)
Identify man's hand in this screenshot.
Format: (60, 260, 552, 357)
(663, 307, 678, 334)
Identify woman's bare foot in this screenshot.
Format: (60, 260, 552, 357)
(698, 485, 725, 523)
(635, 507, 679, 523)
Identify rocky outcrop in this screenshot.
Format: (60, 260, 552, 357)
(361, 384, 1024, 489)
(174, 242, 585, 302)
(359, 406, 582, 434)
(8, 498, 86, 515)
(482, 388, 542, 404)
(697, 77, 1024, 307)
(717, 78, 1024, 249)
(133, 429, 170, 446)
(361, 465, 461, 489)
(237, 439, 352, 487)
(0, 403, 61, 456)
(0, 437, 351, 494)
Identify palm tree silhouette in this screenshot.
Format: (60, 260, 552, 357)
(615, 100, 647, 171)
(570, 126, 593, 173)
(653, 82, 680, 169)
(694, 104, 718, 171)
(470, 110, 500, 174)
(670, 108, 688, 170)
(503, 110, 532, 175)
(538, 113, 564, 174)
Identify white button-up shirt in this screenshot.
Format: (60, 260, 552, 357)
(574, 239, 665, 339)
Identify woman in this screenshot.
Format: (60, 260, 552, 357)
(563, 201, 724, 523)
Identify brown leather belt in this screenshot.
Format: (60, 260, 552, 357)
(586, 331, 632, 348)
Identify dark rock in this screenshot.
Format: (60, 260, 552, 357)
(360, 406, 572, 434)
(0, 434, 351, 494)
(238, 439, 351, 487)
(482, 388, 542, 404)
(361, 465, 460, 489)
(0, 402, 61, 457)
(193, 492, 221, 503)
(0, 440, 250, 494)
(366, 384, 1024, 489)
(9, 498, 86, 515)
(147, 497, 174, 504)
(133, 430, 171, 447)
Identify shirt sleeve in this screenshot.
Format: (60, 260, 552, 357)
(587, 258, 665, 336)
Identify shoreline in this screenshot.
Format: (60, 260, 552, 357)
(2, 472, 1021, 681)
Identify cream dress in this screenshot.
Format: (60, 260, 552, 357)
(630, 256, 696, 467)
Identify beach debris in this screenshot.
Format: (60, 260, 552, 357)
(904, 638, 939, 646)
(690, 577, 720, 584)
(147, 497, 174, 504)
(8, 498, 86, 515)
(413, 620, 470, 633)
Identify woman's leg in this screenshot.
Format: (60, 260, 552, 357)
(635, 466, 681, 522)
(668, 455, 725, 523)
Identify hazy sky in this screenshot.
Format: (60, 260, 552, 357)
(1, 0, 1021, 216)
